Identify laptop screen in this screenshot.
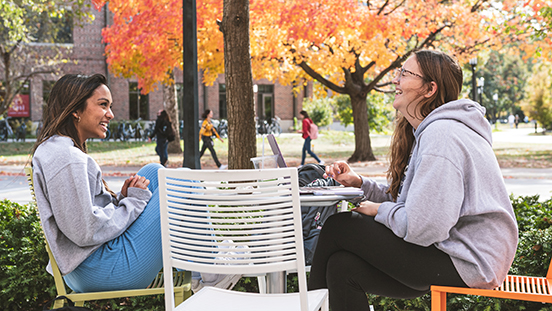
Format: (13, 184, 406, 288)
(267, 134, 287, 168)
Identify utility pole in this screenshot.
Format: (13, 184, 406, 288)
(469, 58, 477, 101)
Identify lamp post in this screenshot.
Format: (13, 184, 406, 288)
(469, 58, 478, 101)
(478, 77, 485, 104)
(493, 93, 498, 129)
(182, 0, 200, 168)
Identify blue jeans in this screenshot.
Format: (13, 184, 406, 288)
(301, 136, 321, 165)
(155, 138, 169, 166)
(64, 163, 165, 292)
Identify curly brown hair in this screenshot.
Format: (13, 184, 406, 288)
(386, 50, 463, 200)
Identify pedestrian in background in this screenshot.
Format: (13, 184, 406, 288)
(299, 110, 324, 167)
(150, 109, 172, 166)
(199, 109, 227, 169)
(508, 113, 515, 128)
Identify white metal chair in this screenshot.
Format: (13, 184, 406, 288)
(159, 167, 329, 311)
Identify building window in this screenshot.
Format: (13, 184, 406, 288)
(219, 84, 227, 119)
(129, 82, 149, 120)
(42, 80, 56, 104)
(256, 84, 274, 120)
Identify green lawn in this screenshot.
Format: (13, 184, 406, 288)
(1, 128, 551, 169)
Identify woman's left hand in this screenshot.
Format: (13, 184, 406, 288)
(352, 200, 381, 216)
(121, 175, 150, 197)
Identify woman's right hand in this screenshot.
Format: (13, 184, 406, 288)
(323, 161, 363, 188)
(121, 175, 150, 197)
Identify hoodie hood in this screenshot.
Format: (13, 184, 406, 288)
(415, 99, 492, 146)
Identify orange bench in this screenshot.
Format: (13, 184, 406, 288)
(431, 258, 552, 310)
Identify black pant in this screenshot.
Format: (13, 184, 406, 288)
(199, 136, 221, 168)
(308, 212, 467, 311)
(155, 138, 169, 166)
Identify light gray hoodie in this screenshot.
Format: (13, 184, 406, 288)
(362, 99, 518, 289)
(32, 135, 152, 275)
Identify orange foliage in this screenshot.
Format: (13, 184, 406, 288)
(95, 0, 549, 95)
(498, 0, 552, 61)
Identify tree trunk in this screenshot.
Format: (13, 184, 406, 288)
(220, 0, 256, 169)
(163, 71, 182, 154)
(348, 91, 376, 162)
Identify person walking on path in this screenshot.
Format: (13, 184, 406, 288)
(299, 110, 324, 167)
(308, 50, 518, 310)
(150, 109, 172, 167)
(199, 109, 227, 169)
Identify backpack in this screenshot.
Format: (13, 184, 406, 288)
(298, 163, 341, 265)
(163, 123, 176, 142)
(309, 121, 319, 140)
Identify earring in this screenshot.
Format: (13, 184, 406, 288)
(77, 116, 81, 123)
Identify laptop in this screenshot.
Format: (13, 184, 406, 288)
(267, 134, 287, 168)
(266, 134, 363, 196)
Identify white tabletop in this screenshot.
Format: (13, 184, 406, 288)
(299, 193, 361, 206)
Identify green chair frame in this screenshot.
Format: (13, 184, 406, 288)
(24, 167, 192, 309)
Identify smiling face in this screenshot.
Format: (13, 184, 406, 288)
(74, 85, 113, 142)
(392, 55, 428, 128)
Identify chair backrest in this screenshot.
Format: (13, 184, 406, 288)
(546, 258, 552, 281)
(24, 167, 68, 296)
(159, 167, 308, 310)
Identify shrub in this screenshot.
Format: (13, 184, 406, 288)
(0, 199, 55, 310)
(333, 92, 394, 134)
(5, 195, 552, 310)
(302, 98, 334, 128)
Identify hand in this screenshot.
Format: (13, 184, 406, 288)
(219, 137, 224, 143)
(323, 161, 362, 188)
(352, 200, 381, 216)
(121, 175, 150, 197)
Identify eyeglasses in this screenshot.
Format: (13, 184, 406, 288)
(394, 67, 424, 82)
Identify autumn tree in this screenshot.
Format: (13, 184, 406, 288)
(522, 61, 552, 131)
(243, 0, 503, 162)
(499, 0, 552, 60)
(0, 0, 92, 116)
(218, 0, 257, 169)
(94, 0, 183, 153)
(95, 0, 258, 167)
(476, 50, 530, 122)
(96, 0, 540, 163)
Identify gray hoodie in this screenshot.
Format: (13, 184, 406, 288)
(32, 135, 152, 275)
(363, 99, 518, 289)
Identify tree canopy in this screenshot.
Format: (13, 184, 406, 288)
(0, 0, 93, 116)
(96, 0, 551, 161)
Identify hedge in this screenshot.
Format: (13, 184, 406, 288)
(1, 195, 551, 310)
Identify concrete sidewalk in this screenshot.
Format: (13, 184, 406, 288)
(2, 163, 551, 204)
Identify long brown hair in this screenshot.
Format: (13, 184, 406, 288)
(32, 74, 117, 197)
(386, 50, 463, 200)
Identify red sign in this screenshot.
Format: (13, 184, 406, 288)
(8, 94, 30, 117)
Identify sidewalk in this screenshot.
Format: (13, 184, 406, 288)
(2, 163, 551, 204)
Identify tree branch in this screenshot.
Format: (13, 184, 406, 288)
(298, 61, 346, 94)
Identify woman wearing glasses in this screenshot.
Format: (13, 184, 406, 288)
(308, 50, 518, 310)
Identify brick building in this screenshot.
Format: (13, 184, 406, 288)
(20, 8, 311, 132)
